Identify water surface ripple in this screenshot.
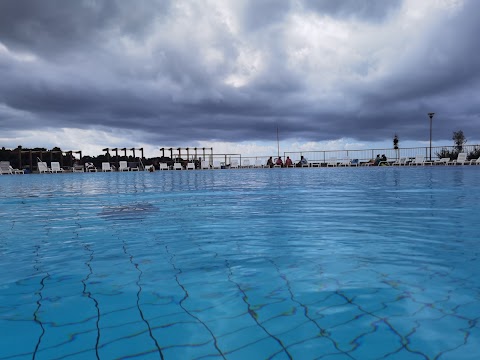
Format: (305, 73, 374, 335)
(1, 167, 479, 359)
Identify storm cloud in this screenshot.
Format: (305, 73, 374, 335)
(0, 0, 479, 151)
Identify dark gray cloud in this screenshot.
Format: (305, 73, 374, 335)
(303, 0, 402, 22)
(0, 0, 479, 150)
(241, 0, 293, 31)
(0, 0, 169, 57)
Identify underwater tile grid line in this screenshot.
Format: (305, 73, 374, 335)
(0, 167, 479, 360)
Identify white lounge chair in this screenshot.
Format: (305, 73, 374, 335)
(72, 164, 84, 172)
(0, 161, 24, 174)
(391, 157, 406, 166)
(242, 159, 251, 168)
(186, 162, 195, 170)
(102, 162, 113, 172)
(119, 161, 129, 171)
(144, 165, 154, 171)
(409, 155, 427, 166)
(435, 158, 451, 165)
(201, 160, 209, 169)
(212, 161, 222, 169)
(471, 157, 480, 165)
(326, 158, 337, 167)
(38, 161, 52, 173)
(159, 163, 169, 170)
(173, 163, 183, 170)
(255, 159, 264, 168)
(129, 162, 139, 171)
(453, 153, 468, 165)
(338, 158, 351, 167)
(10, 166, 24, 174)
(230, 160, 239, 169)
(51, 162, 64, 173)
(0, 161, 13, 174)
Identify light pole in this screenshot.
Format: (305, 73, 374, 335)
(428, 112, 435, 161)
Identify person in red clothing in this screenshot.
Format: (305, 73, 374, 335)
(276, 156, 283, 167)
(285, 156, 293, 167)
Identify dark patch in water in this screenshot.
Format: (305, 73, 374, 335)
(100, 203, 157, 221)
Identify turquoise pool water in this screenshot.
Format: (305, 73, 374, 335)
(1, 167, 479, 359)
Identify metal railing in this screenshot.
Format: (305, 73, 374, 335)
(284, 144, 480, 164)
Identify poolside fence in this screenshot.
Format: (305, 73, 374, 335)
(2, 144, 479, 171)
(283, 144, 480, 166)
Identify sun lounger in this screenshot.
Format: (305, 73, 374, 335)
(10, 166, 24, 174)
(338, 158, 351, 167)
(254, 159, 264, 168)
(391, 157, 404, 166)
(1, 162, 24, 174)
(129, 162, 139, 171)
(471, 157, 480, 165)
(0, 162, 10, 174)
(0, 161, 13, 174)
(453, 153, 468, 165)
(230, 160, 239, 169)
(435, 158, 451, 165)
(72, 165, 84, 172)
(38, 161, 52, 173)
(119, 161, 129, 171)
(201, 161, 209, 169)
(102, 162, 113, 172)
(51, 162, 64, 173)
(326, 158, 337, 167)
(409, 155, 428, 166)
(159, 163, 169, 170)
(173, 163, 183, 170)
(186, 162, 195, 170)
(242, 159, 251, 168)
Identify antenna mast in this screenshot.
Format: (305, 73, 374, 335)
(276, 123, 280, 158)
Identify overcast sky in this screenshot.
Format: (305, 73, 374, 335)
(0, 0, 479, 157)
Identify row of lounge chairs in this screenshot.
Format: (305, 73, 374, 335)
(82, 161, 140, 172)
(165, 155, 476, 168)
(2, 153, 479, 174)
(159, 161, 218, 170)
(0, 160, 143, 174)
(304, 153, 479, 167)
(160, 159, 285, 170)
(390, 153, 479, 166)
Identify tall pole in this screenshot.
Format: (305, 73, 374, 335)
(428, 112, 435, 161)
(276, 122, 280, 158)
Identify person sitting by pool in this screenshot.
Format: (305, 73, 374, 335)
(285, 156, 293, 167)
(374, 154, 381, 166)
(275, 157, 283, 167)
(297, 156, 308, 167)
(266, 156, 274, 168)
(379, 154, 388, 166)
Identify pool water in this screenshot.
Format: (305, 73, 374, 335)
(1, 167, 479, 359)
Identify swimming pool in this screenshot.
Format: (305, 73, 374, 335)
(1, 167, 479, 359)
